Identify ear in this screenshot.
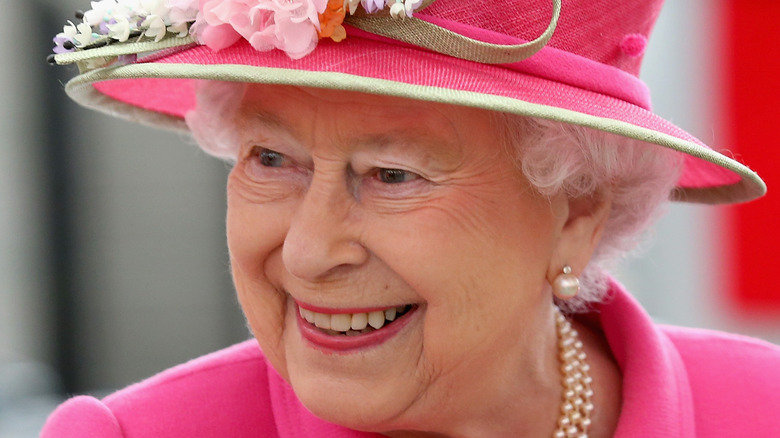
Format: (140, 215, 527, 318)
(547, 187, 613, 282)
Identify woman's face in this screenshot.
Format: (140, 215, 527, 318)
(226, 85, 572, 433)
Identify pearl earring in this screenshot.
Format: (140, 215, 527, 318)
(553, 265, 580, 300)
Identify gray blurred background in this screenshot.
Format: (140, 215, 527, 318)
(1, 1, 778, 436)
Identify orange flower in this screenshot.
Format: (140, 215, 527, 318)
(318, 0, 347, 42)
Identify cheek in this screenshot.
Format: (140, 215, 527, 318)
(365, 187, 556, 362)
(226, 180, 294, 377)
(375, 186, 556, 294)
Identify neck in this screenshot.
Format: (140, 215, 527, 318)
(569, 315, 622, 438)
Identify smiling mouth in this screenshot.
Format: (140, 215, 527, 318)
(298, 305, 415, 336)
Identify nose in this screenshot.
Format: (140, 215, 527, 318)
(282, 174, 369, 281)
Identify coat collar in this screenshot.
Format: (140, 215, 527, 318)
(599, 278, 696, 438)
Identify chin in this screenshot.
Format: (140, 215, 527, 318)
(278, 305, 427, 433)
(287, 370, 419, 433)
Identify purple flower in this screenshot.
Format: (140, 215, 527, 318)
(53, 34, 75, 54)
(99, 19, 113, 35)
(360, 0, 386, 13)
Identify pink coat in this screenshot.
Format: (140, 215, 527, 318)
(41, 282, 780, 437)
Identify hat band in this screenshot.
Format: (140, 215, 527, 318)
(345, 22, 652, 110)
(346, 0, 561, 64)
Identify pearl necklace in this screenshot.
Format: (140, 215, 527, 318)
(553, 307, 594, 438)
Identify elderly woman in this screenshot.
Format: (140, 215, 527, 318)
(43, 0, 780, 437)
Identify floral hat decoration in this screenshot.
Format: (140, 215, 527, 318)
(49, 0, 766, 204)
(52, 0, 430, 62)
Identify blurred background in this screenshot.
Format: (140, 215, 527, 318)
(1, 0, 779, 436)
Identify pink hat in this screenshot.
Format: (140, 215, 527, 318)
(50, 0, 765, 204)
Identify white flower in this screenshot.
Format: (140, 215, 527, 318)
(116, 0, 142, 10)
(343, 0, 361, 14)
(139, 0, 170, 19)
(404, 0, 422, 17)
(84, 0, 118, 26)
(73, 22, 96, 46)
(166, 0, 199, 25)
(62, 21, 79, 39)
(107, 0, 141, 24)
(107, 16, 132, 41)
(167, 22, 189, 37)
(389, 1, 405, 18)
(142, 15, 167, 41)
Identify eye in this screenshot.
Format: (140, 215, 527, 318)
(242, 146, 303, 183)
(258, 148, 286, 167)
(377, 168, 420, 184)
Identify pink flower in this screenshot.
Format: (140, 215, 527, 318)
(191, 0, 248, 51)
(192, 0, 329, 59)
(250, 0, 327, 58)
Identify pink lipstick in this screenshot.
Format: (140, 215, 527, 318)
(295, 303, 417, 353)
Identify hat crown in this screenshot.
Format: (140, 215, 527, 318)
(421, 0, 664, 77)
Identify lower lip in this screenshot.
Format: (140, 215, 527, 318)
(295, 305, 418, 353)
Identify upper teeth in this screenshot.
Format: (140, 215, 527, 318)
(299, 306, 405, 332)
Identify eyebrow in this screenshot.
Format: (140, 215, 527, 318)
(358, 131, 436, 151)
(242, 110, 294, 133)
(352, 131, 461, 170)
(240, 108, 462, 169)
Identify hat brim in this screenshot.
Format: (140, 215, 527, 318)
(58, 34, 766, 204)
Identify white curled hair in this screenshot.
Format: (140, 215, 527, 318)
(184, 80, 248, 160)
(495, 114, 682, 312)
(186, 80, 683, 313)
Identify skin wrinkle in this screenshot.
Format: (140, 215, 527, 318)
(195, 81, 681, 314)
(285, 166, 359, 278)
(238, 90, 531, 246)
(231, 261, 288, 377)
(230, 165, 305, 204)
(238, 108, 457, 219)
(221, 84, 618, 437)
(366, 188, 517, 428)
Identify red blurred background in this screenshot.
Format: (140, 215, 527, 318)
(721, 0, 780, 312)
